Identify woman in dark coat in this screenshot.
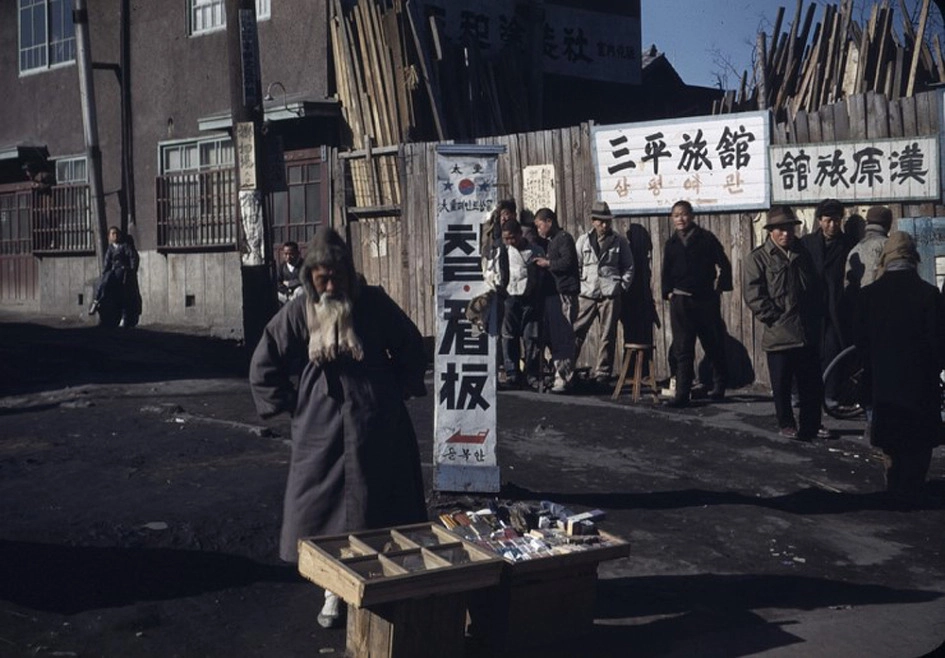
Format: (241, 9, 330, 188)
(855, 231, 945, 504)
(249, 228, 428, 564)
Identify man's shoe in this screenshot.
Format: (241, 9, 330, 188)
(707, 387, 725, 401)
(779, 427, 800, 439)
(664, 397, 689, 408)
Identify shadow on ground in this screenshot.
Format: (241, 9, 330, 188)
(0, 540, 298, 616)
(0, 321, 249, 397)
(500, 482, 945, 514)
(467, 573, 942, 658)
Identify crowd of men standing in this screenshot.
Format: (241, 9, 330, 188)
(485, 197, 945, 503)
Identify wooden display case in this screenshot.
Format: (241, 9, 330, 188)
(465, 529, 631, 651)
(298, 523, 505, 658)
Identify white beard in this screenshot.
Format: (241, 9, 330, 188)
(305, 294, 364, 365)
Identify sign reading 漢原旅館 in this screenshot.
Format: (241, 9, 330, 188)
(591, 110, 771, 215)
(419, 1, 641, 85)
(433, 144, 504, 493)
(769, 136, 941, 203)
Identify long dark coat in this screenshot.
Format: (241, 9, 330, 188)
(855, 269, 945, 451)
(801, 230, 850, 347)
(249, 286, 428, 562)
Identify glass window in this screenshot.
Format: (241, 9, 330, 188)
(19, 0, 76, 74)
(160, 138, 232, 175)
(270, 156, 324, 251)
(190, 0, 270, 36)
(55, 156, 88, 184)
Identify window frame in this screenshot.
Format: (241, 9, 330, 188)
(155, 134, 239, 251)
(189, 0, 271, 37)
(18, 0, 77, 76)
(54, 154, 88, 185)
(269, 149, 327, 251)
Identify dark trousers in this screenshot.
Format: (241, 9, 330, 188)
(767, 346, 822, 435)
(501, 295, 540, 381)
(883, 447, 933, 501)
(820, 320, 844, 400)
(669, 294, 727, 399)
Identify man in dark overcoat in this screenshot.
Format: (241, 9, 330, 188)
(801, 199, 850, 404)
(249, 227, 428, 627)
(855, 231, 945, 505)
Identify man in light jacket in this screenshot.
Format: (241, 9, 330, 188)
(573, 201, 634, 389)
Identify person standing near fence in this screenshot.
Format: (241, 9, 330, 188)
(743, 206, 828, 441)
(854, 232, 945, 507)
(572, 201, 634, 391)
(802, 199, 850, 407)
(533, 208, 580, 393)
(844, 206, 892, 293)
(660, 200, 732, 407)
(496, 218, 544, 389)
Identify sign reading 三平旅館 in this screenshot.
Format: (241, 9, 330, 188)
(769, 136, 940, 203)
(591, 110, 770, 215)
(433, 144, 504, 493)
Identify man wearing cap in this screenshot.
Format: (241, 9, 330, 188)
(845, 206, 893, 292)
(249, 227, 428, 627)
(661, 200, 733, 407)
(855, 231, 945, 505)
(744, 206, 827, 440)
(802, 198, 851, 405)
(573, 201, 634, 390)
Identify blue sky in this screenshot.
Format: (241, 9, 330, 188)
(642, 1, 945, 90)
(642, 1, 779, 89)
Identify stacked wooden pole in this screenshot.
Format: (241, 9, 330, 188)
(722, 0, 945, 118)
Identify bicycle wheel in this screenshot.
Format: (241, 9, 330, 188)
(822, 345, 866, 419)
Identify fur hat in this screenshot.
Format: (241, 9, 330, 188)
(815, 198, 844, 219)
(764, 205, 801, 229)
(865, 206, 893, 228)
(299, 227, 360, 302)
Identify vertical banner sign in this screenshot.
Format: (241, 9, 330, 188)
(434, 144, 505, 493)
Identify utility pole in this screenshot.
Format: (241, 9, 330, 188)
(73, 0, 108, 264)
(225, 0, 275, 346)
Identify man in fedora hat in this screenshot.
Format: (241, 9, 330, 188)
(573, 200, 634, 390)
(744, 205, 827, 441)
(661, 200, 733, 407)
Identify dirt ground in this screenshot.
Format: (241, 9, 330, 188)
(1, 313, 944, 658)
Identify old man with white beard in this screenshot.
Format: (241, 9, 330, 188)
(249, 227, 428, 628)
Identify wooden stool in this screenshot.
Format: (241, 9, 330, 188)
(612, 343, 657, 402)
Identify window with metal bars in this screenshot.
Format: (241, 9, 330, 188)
(156, 136, 238, 250)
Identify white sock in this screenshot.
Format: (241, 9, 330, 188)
(320, 590, 340, 618)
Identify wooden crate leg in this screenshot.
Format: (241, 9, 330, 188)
(347, 593, 467, 658)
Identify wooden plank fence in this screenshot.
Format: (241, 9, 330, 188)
(335, 89, 944, 389)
